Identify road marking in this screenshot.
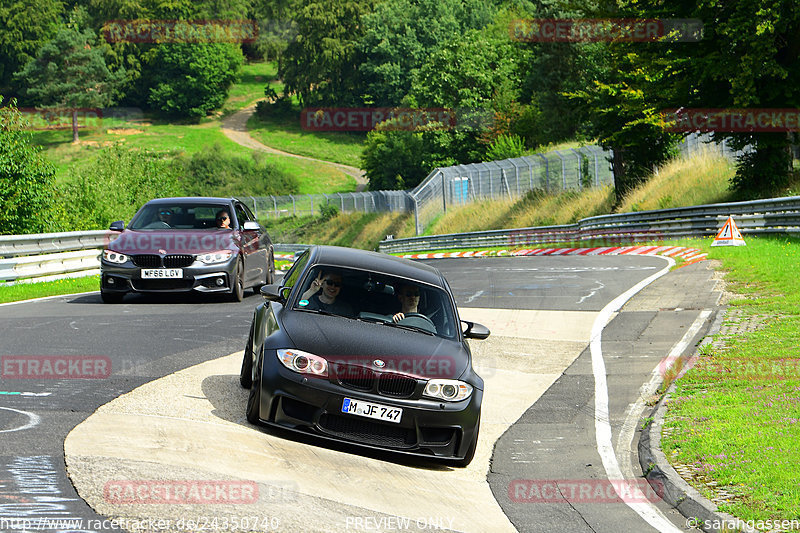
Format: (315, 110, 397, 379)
(590, 255, 686, 533)
(0, 391, 52, 396)
(616, 309, 713, 515)
(0, 407, 41, 433)
(465, 290, 484, 303)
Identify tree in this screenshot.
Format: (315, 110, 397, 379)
(0, 97, 56, 234)
(145, 42, 243, 119)
(0, 0, 65, 98)
(280, 0, 376, 107)
(14, 27, 125, 142)
(358, 0, 496, 106)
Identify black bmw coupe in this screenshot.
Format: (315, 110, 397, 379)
(240, 245, 490, 466)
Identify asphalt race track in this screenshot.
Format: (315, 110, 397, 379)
(0, 255, 720, 533)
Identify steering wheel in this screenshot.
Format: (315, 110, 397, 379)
(401, 312, 436, 328)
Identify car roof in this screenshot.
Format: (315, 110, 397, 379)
(308, 245, 446, 287)
(145, 197, 237, 205)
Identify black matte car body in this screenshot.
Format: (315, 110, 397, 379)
(100, 197, 274, 303)
(239, 245, 490, 466)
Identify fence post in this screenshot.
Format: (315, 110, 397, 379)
(310, 195, 314, 217)
(413, 196, 421, 236)
(290, 195, 296, 216)
(271, 195, 277, 218)
(570, 148, 582, 188)
(441, 170, 447, 214)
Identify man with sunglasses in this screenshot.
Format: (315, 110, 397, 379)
(216, 210, 231, 229)
(300, 270, 354, 317)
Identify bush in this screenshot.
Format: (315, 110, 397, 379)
(145, 42, 243, 119)
(485, 133, 525, 161)
(55, 145, 185, 230)
(319, 203, 339, 221)
(182, 144, 299, 197)
(0, 98, 57, 234)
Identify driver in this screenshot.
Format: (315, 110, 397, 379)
(392, 284, 422, 323)
(157, 209, 173, 226)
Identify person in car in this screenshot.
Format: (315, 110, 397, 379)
(301, 270, 354, 317)
(157, 209, 173, 227)
(216, 210, 231, 229)
(393, 284, 421, 323)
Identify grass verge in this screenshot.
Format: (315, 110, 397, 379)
(661, 235, 800, 522)
(0, 276, 99, 304)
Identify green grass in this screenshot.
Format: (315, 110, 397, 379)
(222, 61, 283, 114)
(0, 276, 99, 304)
(246, 112, 366, 168)
(31, 110, 355, 194)
(661, 235, 800, 522)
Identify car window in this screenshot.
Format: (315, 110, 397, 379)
(282, 251, 309, 290)
(128, 203, 231, 230)
(291, 265, 457, 339)
(234, 204, 249, 227)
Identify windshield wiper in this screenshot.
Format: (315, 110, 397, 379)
(295, 307, 334, 316)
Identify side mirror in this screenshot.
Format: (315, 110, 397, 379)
(261, 283, 289, 303)
(242, 221, 261, 231)
(109, 220, 125, 231)
(462, 321, 490, 340)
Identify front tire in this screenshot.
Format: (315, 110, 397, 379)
(240, 324, 254, 388)
(231, 260, 244, 302)
(245, 350, 262, 425)
(101, 290, 124, 304)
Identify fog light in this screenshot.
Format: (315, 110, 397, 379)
(216, 277, 225, 286)
(107, 277, 115, 285)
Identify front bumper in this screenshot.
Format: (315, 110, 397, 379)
(255, 355, 482, 461)
(101, 258, 237, 294)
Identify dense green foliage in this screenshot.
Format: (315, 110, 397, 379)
(55, 145, 185, 230)
(0, 98, 56, 234)
(145, 43, 243, 119)
(3, 0, 800, 229)
(181, 144, 299, 197)
(14, 26, 125, 141)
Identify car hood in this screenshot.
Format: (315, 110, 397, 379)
(109, 230, 238, 254)
(281, 311, 470, 380)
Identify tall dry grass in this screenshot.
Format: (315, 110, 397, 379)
(616, 149, 735, 212)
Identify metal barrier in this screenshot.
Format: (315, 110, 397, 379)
(379, 196, 800, 253)
(4, 196, 798, 284)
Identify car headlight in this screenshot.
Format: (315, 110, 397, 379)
(423, 379, 473, 401)
(197, 250, 233, 264)
(102, 250, 128, 264)
(277, 349, 328, 377)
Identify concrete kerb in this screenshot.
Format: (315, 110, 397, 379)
(637, 306, 757, 533)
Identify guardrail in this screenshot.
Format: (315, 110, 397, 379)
(2, 196, 799, 284)
(0, 230, 109, 283)
(378, 196, 800, 253)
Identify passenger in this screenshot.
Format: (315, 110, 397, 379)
(301, 270, 354, 317)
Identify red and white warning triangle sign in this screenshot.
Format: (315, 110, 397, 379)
(711, 216, 746, 246)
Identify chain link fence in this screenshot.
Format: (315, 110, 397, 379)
(241, 133, 743, 236)
(409, 146, 614, 235)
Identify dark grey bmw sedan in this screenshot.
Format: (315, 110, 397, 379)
(100, 197, 274, 303)
(240, 245, 490, 466)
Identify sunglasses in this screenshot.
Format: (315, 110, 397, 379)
(404, 291, 420, 297)
(324, 280, 342, 287)
(159, 211, 172, 216)
(217, 216, 229, 221)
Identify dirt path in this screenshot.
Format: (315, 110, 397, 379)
(221, 105, 368, 192)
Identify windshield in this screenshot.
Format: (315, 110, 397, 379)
(128, 203, 232, 230)
(294, 266, 458, 339)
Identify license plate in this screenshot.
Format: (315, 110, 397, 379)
(341, 398, 402, 424)
(141, 268, 183, 279)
